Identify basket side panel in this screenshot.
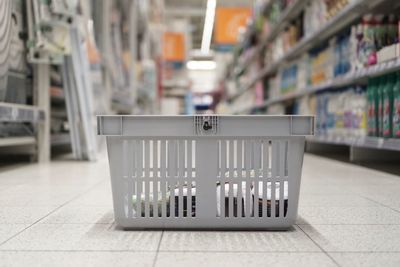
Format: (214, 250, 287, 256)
(106, 137, 127, 221)
(286, 137, 306, 222)
(105, 135, 306, 229)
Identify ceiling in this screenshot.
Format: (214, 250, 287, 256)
(164, 0, 251, 49)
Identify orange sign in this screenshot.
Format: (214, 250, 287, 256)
(163, 32, 185, 62)
(214, 7, 252, 44)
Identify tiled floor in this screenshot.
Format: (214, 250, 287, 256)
(0, 153, 400, 267)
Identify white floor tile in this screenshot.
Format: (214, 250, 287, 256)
(41, 206, 114, 224)
(0, 223, 161, 251)
(155, 252, 337, 267)
(299, 184, 350, 195)
(0, 224, 29, 245)
(0, 251, 155, 267)
(0, 185, 13, 192)
(360, 193, 400, 208)
(329, 252, 400, 267)
(300, 224, 400, 252)
(1, 151, 400, 264)
(297, 206, 400, 225)
(298, 194, 381, 207)
(0, 207, 55, 224)
(159, 226, 321, 252)
(0, 185, 86, 207)
(67, 188, 114, 207)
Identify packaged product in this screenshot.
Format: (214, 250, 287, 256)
(383, 73, 395, 137)
(393, 72, 400, 138)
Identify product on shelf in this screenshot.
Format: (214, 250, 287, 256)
(276, 55, 308, 95)
(353, 14, 400, 69)
(279, 64, 298, 95)
(383, 73, 395, 137)
(377, 76, 384, 137)
(263, 0, 297, 36)
(367, 78, 377, 136)
(266, 75, 280, 100)
(309, 44, 334, 86)
(303, 0, 351, 38)
(314, 87, 367, 138)
(334, 33, 351, 77)
(267, 12, 400, 91)
(264, 19, 303, 64)
(367, 72, 400, 138)
(393, 72, 400, 138)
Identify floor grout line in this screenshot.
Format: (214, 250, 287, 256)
(0, 180, 105, 248)
(357, 195, 400, 215)
(0, 249, 158, 253)
(297, 224, 342, 267)
(2, 249, 384, 253)
(152, 231, 164, 267)
(3, 249, 400, 253)
(296, 223, 400, 225)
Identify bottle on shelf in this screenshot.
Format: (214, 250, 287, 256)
(383, 73, 395, 138)
(367, 78, 376, 136)
(393, 72, 400, 138)
(377, 75, 386, 137)
(373, 77, 381, 137)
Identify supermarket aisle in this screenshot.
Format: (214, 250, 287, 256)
(0, 154, 400, 266)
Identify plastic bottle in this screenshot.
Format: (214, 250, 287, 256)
(326, 92, 335, 137)
(383, 73, 395, 138)
(373, 77, 381, 136)
(335, 92, 345, 137)
(359, 88, 368, 137)
(367, 78, 376, 136)
(343, 89, 353, 137)
(355, 86, 367, 138)
(393, 72, 400, 138)
(377, 75, 386, 137)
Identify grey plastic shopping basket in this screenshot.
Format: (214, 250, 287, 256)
(98, 115, 314, 229)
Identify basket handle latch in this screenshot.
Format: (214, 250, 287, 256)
(195, 116, 218, 135)
(203, 120, 212, 131)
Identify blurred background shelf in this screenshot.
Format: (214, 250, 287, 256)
(308, 136, 400, 152)
(234, 58, 400, 114)
(0, 137, 36, 147)
(0, 102, 45, 123)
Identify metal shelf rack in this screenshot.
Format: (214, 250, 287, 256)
(229, 0, 387, 102)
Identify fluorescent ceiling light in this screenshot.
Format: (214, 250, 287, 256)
(201, 0, 216, 54)
(186, 60, 216, 70)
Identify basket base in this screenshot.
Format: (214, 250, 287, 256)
(114, 217, 297, 230)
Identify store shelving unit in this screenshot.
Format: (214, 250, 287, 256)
(230, 0, 387, 102)
(229, 67, 266, 100)
(0, 102, 45, 123)
(51, 133, 70, 146)
(225, 0, 400, 158)
(234, 57, 400, 114)
(228, 0, 307, 87)
(0, 137, 36, 147)
(308, 135, 400, 152)
(260, 0, 307, 47)
(0, 64, 49, 162)
(231, 47, 260, 78)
